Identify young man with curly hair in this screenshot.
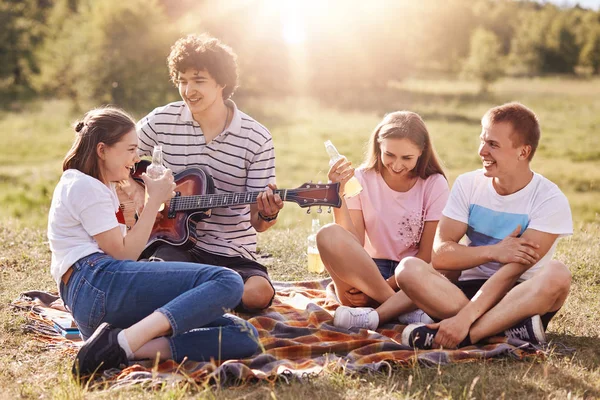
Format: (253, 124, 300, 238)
(130, 34, 283, 312)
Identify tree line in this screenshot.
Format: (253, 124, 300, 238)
(1, 0, 599, 111)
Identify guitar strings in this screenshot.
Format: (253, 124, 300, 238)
(169, 187, 335, 211)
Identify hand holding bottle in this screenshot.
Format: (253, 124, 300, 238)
(328, 158, 356, 196)
(324, 140, 362, 197)
(141, 169, 176, 208)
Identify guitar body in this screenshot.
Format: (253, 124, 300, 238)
(132, 160, 215, 259)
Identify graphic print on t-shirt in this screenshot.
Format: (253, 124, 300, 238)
(397, 208, 425, 248)
(466, 204, 529, 273)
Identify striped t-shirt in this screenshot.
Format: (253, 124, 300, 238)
(136, 100, 276, 260)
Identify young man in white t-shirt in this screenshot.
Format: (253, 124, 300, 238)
(398, 102, 573, 349)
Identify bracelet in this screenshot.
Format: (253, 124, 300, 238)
(258, 211, 279, 222)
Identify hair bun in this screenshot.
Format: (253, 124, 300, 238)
(75, 121, 85, 132)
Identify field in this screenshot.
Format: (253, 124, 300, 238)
(1, 77, 599, 399)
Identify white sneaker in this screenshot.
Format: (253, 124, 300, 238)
(333, 306, 379, 330)
(397, 309, 434, 325)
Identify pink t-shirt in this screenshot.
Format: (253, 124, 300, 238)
(345, 169, 449, 261)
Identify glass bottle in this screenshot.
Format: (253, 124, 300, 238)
(145, 145, 167, 210)
(307, 217, 325, 273)
(324, 140, 363, 197)
(146, 145, 166, 178)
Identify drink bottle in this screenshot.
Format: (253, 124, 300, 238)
(307, 217, 325, 273)
(324, 140, 363, 197)
(146, 145, 166, 178)
(145, 145, 167, 210)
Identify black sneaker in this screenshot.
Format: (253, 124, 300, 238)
(401, 323, 438, 349)
(72, 322, 128, 377)
(504, 315, 547, 345)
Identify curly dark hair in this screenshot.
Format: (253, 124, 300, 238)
(167, 34, 239, 100)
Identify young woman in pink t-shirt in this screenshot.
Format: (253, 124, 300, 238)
(316, 111, 451, 330)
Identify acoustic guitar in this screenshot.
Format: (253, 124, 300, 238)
(128, 160, 342, 259)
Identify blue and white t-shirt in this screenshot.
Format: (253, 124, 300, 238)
(443, 170, 573, 281)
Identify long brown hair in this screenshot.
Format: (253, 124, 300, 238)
(363, 111, 446, 179)
(63, 106, 136, 181)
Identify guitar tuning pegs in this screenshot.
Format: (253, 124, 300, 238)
(306, 207, 311, 214)
(328, 207, 332, 213)
(317, 206, 323, 214)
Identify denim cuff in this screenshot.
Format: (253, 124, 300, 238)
(166, 335, 178, 362)
(156, 307, 179, 336)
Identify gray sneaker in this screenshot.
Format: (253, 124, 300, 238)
(397, 309, 434, 325)
(333, 306, 379, 330)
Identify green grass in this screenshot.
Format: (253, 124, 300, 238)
(1, 76, 599, 398)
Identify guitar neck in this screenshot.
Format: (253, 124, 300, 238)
(172, 189, 287, 212)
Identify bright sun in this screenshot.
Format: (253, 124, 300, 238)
(282, 18, 306, 45)
(275, 0, 308, 45)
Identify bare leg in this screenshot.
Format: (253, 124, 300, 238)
(123, 312, 172, 353)
(395, 257, 469, 320)
(242, 276, 275, 311)
(133, 337, 172, 361)
(317, 223, 395, 305)
(375, 290, 417, 323)
(469, 260, 571, 343)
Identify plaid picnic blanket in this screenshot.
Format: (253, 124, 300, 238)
(12, 279, 550, 387)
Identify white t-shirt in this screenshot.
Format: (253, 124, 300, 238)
(345, 169, 449, 261)
(48, 169, 123, 285)
(443, 169, 573, 281)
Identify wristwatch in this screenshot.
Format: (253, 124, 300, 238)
(258, 211, 279, 222)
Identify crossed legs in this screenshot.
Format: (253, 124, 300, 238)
(394, 256, 571, 343)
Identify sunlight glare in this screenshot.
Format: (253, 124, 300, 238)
(279, 0, 307, 45)
(282, 19, 306, 45)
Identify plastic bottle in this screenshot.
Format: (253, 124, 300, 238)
(307, 217, 325, 273)
(324, 140, 363, 197)
(145, 145, 167, 210)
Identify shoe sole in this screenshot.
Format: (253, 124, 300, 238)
(531, 314, 547, 344)
(401, 323, 425, 346)
(72, 322, 111, 377)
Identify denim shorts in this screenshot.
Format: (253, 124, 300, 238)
(373, 258, 399, 280)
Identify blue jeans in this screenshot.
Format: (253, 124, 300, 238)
(373, 258, 398, 280)
(59, 253, 259, 363)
